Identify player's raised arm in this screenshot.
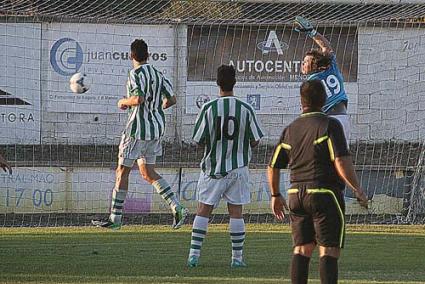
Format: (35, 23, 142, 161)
(294, 16, 334, 55)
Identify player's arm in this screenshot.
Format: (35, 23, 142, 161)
(162, 96, 176, 110)
(328, 119, 368, 208)
(248, 110, 264, 148)
(0, 153, 12, 175)
(294, 16, 334, 54)
(267, 130, 290, 220)
(118, 70, 145, 109)
(161, 77, 176, 110)
(192, 106, 207, 146)
(118, 96, 144, 109)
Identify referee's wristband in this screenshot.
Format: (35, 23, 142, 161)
(271, 193, 281, 197)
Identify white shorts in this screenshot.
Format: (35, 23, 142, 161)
(329, 114, 351, 146)
(196, 166, 251, 206)
(118, 135, 162, 167)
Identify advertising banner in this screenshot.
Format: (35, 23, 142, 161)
(0, 23, 41, 144)
(43, 23, 175, 113)
(186, 25, 358, 114)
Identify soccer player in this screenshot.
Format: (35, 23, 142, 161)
(92, 39, 188, 229)
(267, 80, 368, 284)
(187, 65, 264, 268)
(295, 16, 351, 143)
(0, 153, 12, 174)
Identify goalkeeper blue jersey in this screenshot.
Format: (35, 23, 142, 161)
(307, 54, 347, 113)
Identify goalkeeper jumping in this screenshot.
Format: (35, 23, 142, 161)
(295, 16, 350, 144)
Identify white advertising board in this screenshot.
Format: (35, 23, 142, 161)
(0, 23, 41, 144)
(43, 23, 175, 113)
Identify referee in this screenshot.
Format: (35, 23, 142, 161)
(267, 80, 368, 284)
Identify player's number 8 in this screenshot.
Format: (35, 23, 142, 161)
(216, 116, 239, 140)
(322, 74, 340, 98)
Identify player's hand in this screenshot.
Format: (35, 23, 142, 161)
(271, 195, 288, 221)
(118, 99, 128, 110)
(355, 190, 368, 209)
(294, 16, 317, 37)
(0, 156, 12, 175)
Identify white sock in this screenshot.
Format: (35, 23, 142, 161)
(230, 218, 245, 261)
(152, 178, 180, 210)
(109, 189, 127, 224)
(189, 215, 209, 258)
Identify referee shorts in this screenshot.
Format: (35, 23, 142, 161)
(288, 186, 346, 248)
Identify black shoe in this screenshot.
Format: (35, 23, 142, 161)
(91, 219, 121, 229)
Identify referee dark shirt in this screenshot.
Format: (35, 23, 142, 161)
(269, 111, 349, 191)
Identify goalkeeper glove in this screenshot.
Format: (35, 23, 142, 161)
(294, 16, 317, 38)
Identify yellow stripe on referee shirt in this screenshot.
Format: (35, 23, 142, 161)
(270, 143, 291, 168)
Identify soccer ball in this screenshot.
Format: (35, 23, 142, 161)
(69, 73, 89, 94)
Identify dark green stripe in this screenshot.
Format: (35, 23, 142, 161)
(111, 211, 122, 216)
(232, 246, 243, 250)
(190, 244, 201, 250)
(192, 229, 207, 235)
(232, 99, 241, 169)
(230, 232, 245, 236)
(162, 77, 173, 99)
(209, 100, 218, 176)
(231, 238, 245, 243)
(130, 108, 138, 137)
(193, 108, 207, 139)
(220, 99, 229, 176)
(201, 117, 210, 172)
(242, 111, 250, 166)
(112, 198, 124, 204)
(112, 204, 123, 210)
(158, 187, 171, 196)
(139, 107, 145, 140)
(191, 236, 204, 242)
(163, 192, 174, 200)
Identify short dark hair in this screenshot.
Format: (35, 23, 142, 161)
(300, 80, 326, 110)
(216, 65, 236, 92)
(305, 49, 332, 71)
(131, 39, 149, 62)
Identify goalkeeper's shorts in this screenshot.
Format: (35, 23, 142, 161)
(118, 135, 162, 166)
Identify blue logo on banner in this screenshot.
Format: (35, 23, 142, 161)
(50, 38, 84, 76)
(247, 94, 261, 110)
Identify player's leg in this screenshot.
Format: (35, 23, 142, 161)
(137, 139, 188, 229)
(92, 135, 136, 229)
(227, 203, 246, 268)
(187, 202, 214, 267)
(222, 167, 250, 268)
(319, 246, 340, 284)
(187, 171, 224, 267)
(309, 188, 345, 284)
(288, 187, 316, 284)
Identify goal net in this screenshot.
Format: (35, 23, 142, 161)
(0, 0, 424, 226)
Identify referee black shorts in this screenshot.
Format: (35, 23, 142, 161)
(288, 185, 346, 248)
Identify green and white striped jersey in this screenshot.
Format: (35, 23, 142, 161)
(124, 63, 174, 140)
(193, 96, 264, 177)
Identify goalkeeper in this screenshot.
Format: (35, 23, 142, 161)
(295, 16, 350, 144)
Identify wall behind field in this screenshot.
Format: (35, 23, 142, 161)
(0, 23, 424, 145)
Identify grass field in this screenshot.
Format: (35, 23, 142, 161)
(0, 224, 424, 284)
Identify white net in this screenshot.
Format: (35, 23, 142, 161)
(0, 0, 425, 226)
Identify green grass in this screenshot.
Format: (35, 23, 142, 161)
(0, 224, 424, 284)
